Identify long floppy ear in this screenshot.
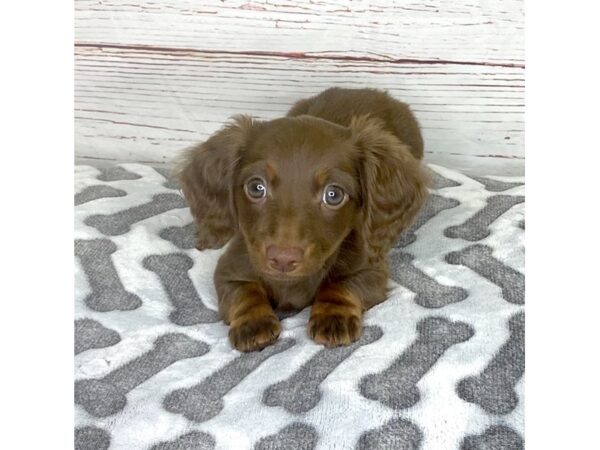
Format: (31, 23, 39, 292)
(175, 115, 256, 250)
(351, 115, 429, 259)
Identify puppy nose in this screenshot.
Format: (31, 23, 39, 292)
(266, 245, 304, 273)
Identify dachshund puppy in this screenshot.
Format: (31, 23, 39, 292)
(177, 88, 428, 352)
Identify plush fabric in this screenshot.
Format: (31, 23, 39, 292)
(74, 163, 524, 450)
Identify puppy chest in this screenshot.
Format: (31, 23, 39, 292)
(266, 281, 319, 312)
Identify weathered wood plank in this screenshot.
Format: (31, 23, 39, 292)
(74, 0, 524, 65)
(75, 46, 524, 166)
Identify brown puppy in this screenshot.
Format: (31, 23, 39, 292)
(177, 88, 428, 352)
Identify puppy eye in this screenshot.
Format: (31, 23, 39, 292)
(322, 184, 347, 208)
(244, 177, 267, 201)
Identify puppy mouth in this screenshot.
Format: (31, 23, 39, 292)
(258, 262, 324, 281)
(261, 270, 306, 282)
(260, 264, 315, 279)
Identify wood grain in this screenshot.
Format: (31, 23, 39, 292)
(74, 0, 524, 174)
(75, 0, 524, 64)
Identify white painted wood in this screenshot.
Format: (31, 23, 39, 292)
(75, 0, 524, 64)
(75, 46, 523, 167)
(74, 0, 524, 174)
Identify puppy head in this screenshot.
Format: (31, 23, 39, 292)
(177, 115, 427, 279)
(233, 117, 362, 280)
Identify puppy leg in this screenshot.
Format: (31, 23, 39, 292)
(308, 269, 388, 347)
(220, 282, 281, 352)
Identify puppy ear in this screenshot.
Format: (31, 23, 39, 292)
(175, 115, 255, 250)
(351, 115, 429, 259)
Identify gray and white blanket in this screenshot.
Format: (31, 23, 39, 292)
(74, 163, 525, 450)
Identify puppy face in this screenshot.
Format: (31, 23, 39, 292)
(233, 118, 361, 280)
(177, 114, 427, 277)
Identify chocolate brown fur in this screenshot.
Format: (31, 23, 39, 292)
(177, 88, 428, 351)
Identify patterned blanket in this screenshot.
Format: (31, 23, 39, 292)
(74, 163, 525, 450)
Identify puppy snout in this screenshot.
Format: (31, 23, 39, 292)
(266, 245, 304, 273)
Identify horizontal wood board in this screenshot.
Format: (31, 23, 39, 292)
(75, 0, 524, 174)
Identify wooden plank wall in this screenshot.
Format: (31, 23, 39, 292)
(75, 0, 524, 174)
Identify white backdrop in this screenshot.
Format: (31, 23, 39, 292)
(75, 0, 524, 175)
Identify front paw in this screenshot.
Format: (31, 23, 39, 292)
(229, 314, 281, 352)
(308, 313, 363, 347)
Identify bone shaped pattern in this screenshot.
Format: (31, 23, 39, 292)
(151, 431, 216, 450)
(74, 319, 121, 355)
(456, 312, 525, 415)
(75, 426, 111, 450)
(74, 164, 524, 449)
(143, 253, 220, 325)
(255, 423, 319, 450)
(461, 425, 524, 450)
(159, 222, 197, 250)
(75, 185, 127, 206)
(357, 417, 423, 450)
(152, 166, 181, 190)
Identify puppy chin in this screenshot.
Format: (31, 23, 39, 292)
(261, 270, 305, 282)
(258, 261, 322, 282)
(259, 262, 304, 278)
